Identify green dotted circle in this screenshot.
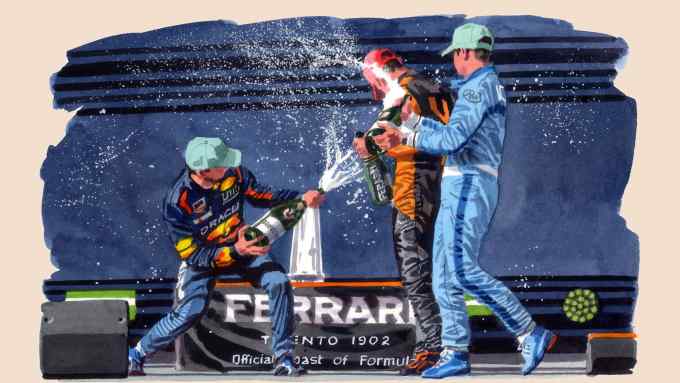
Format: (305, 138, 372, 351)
(562, 289, 599, 323)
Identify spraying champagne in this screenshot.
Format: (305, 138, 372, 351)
(243, 148, 360, 250)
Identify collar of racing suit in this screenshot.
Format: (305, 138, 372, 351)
(450, 65, 496, 90)
(184, 168, 236, 192)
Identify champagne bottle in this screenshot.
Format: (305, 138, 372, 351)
(364, 105, 402, 156)
(244, 189, 324, 247)
(356, 131, 392, 206)
(357, 104, 402, 206)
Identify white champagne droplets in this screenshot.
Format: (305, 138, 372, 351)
(318, 149, 362, 192)
(316, 104, 363, 194)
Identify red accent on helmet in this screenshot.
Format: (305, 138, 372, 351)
(362, 48, 404, 68)
(362, 48, 404, 101)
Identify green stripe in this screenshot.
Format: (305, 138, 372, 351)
(65, 290, 136, 320)
(467, 305, 493, 317)
(465, 294, 492, 316)
(66, 290, 135, 299)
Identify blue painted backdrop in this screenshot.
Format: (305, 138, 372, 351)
(43, 15, 638, 281)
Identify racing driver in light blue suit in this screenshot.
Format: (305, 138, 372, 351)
(373, 23, 557, 378)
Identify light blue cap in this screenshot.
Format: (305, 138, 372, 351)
(441, 23, 494, 56)
(184, 137, 241, 171)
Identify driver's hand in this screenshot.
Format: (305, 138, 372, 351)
(234, 225, 270, 256)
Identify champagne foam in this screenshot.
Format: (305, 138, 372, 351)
(361, 63, 406, 109)
(318, 149, 362, 192)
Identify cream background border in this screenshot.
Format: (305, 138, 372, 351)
(1, 0, 675, 381)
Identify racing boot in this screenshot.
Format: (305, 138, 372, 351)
(421, 348, 470, 379)
(273, 354, 308, 376)
(399, 350, 440, 376)
(127, 347, 146, 376)
(520, 326, 557, 375)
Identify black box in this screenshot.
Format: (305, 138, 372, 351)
(586, 336, 637, 375)
(40, 300, 129, 379)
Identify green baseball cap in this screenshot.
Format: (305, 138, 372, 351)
(184, 137, 241, 171)
(440, 23, 494, 56)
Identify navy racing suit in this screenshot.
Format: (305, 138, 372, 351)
(133, 166, 300, 361)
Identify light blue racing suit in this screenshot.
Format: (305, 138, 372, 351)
(405, 65, 534, 350)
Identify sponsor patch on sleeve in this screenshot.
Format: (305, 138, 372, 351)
(463, 88, 482, 104)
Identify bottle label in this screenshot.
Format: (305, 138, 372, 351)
(254, 216, 286, 243)
(367, 161, 390, 203)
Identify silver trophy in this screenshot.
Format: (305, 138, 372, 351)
(288, 148, 363, 282)
(289, 207, 325, 281)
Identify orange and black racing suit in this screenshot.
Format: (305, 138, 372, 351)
(387, 71, 454, 354)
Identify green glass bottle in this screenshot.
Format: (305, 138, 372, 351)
(364, 105, 402, 156)
(357, 104, 402, 206)
(359, 148, 393, 206)
(244, 189, 324, 247)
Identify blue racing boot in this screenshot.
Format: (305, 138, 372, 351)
(273, 354, 307, 376)
(520, 326, 557, 375)
(421, 348, 470, 379)
(127, 347, 146, 376)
